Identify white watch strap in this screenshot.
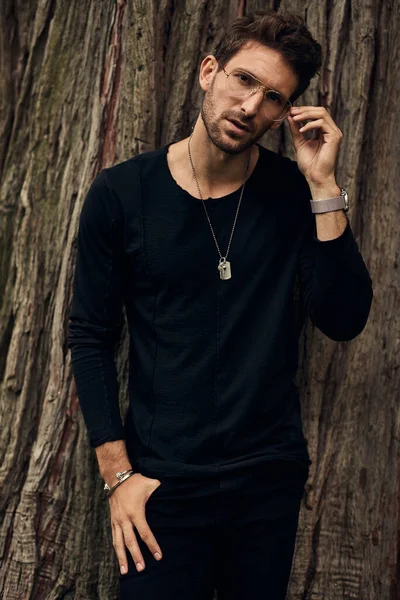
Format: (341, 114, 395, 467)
(310, 188, 349, 213)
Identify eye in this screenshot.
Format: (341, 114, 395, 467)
(265, 91, 281, 103)
(235, 73, 252, 85)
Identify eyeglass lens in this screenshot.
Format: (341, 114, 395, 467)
(225, 70, 291, 121)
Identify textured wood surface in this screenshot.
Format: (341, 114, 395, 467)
(0, 0, 398, 598)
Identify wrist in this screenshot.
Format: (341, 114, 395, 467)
(102, 466, 134, 489)
(104, 469, 136, 497)
(95, 440, 133, 484)
(307, 178, 340, 201)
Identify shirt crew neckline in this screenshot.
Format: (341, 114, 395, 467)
(163, 141, 263, 204)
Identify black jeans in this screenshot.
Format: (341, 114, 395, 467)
(119, 460, 309, 599)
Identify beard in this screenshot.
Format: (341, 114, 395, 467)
(200, 75, 267, 155)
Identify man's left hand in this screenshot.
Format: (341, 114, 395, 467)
(287, 106, 343, 185)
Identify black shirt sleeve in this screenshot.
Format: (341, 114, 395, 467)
(294, 168, 373, 342)
(67, 169, 126, 448)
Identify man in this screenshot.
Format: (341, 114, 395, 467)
(68, 8, 373, 599)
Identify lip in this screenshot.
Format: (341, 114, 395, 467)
(227, 118, 250, 133)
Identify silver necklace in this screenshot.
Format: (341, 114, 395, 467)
(187, 131, 251, 280)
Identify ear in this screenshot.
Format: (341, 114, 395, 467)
(199, 55, 218, 93)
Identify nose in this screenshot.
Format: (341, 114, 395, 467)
(239, 89, 264, 117)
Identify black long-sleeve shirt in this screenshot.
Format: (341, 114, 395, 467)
(67, 142, 373, 478)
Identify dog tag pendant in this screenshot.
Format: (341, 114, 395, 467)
(218, 258, 231, 280)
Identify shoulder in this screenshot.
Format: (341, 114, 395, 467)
(104, 146, 165, 185)
(97, 146, 166, 213)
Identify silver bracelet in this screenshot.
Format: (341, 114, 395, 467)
(104, 469, 135, 498)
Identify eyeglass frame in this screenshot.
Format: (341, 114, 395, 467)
(220, 66, 293, 122)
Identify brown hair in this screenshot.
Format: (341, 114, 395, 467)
(212, 9, 322, 104)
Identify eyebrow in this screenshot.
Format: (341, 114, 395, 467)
(235, 68, 289, 100)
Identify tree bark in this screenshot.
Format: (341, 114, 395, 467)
(0, 0, 398, 598)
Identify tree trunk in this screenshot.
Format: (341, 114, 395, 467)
(0, 0, 398, 598)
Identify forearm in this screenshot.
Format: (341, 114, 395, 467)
(95, 440, 133, 487)
(298, 178, 373, 341)
(69, 338, 126, 446)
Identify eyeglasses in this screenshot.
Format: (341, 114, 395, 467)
(222, 67, 292, 122)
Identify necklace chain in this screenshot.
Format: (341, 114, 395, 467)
(187, 131, 251, 265)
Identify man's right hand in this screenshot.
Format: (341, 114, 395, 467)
(110, 472, 164, 574)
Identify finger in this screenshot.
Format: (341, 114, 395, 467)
(291, 107, 329, 120)
(133, 510, 163, 562)
(292, 108, 340, 132)
(112, 523, 129, 575)
(121, 521, 147, 572)
(297, 119, 341, 140)
(297, 118, 325, 132)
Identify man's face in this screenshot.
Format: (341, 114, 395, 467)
(199, 41, 299, 155)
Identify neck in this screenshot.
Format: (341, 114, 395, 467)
(186, 115, 254, 190)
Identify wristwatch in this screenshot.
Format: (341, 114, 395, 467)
(310, 187, 349, 214)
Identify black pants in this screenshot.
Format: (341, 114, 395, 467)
(119, 460, 309, 599)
